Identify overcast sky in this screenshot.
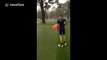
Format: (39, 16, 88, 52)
(37, 0, 67, 12)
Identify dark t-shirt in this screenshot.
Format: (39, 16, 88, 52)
(57, 18, 67, 30)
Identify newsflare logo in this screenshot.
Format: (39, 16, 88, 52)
(5, 3, 9, 7)
(5, 3, 24, 7)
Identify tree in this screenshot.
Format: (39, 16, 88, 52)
(50, 10, 56, 19)
(37, 0, 60, 23)
(37, 10, 42, 20)
(64, 0, 70, 20)
(44, 2, 51, 19)
(55, 0, 70, 20)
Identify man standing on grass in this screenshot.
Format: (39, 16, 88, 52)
(57, 15, 67, 47)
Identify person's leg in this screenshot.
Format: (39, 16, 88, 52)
(59, 35, 63, 44)
(62, 29, 67, 45)
(58, 30, 63, 47)
(63, 35, 66, 42)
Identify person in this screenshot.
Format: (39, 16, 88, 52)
(57, 15, 67, 47)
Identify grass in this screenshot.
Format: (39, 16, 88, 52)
(37, 20, 70, 60)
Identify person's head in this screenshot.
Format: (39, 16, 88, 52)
(59, 15, 63, 18)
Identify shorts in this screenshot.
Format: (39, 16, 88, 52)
(59, 29, 65, 35)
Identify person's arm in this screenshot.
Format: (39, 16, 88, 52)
(57, 19, 59, 30)
(64, 19, 67, 25)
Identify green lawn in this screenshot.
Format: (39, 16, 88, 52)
(37, 20, 70, 60)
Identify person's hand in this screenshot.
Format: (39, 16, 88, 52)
(64, 21, 67, 25)
(57, 24, 59, 30)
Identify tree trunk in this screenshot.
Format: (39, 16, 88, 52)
(45, 8, 48, 20)
(40, 0, 46, 23)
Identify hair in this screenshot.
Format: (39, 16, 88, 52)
(59, 15, 63, 17)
